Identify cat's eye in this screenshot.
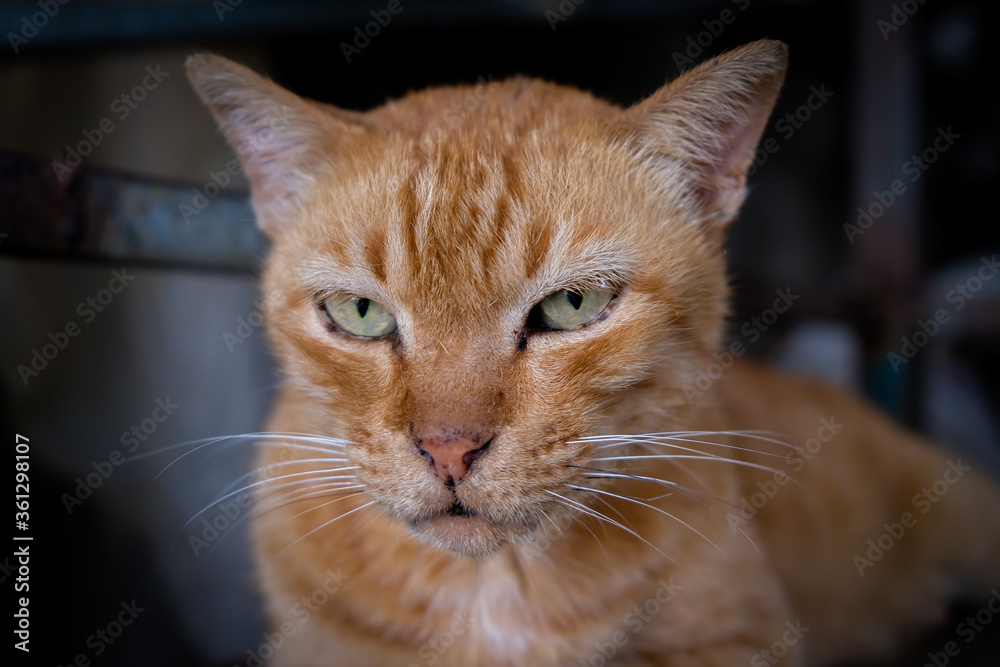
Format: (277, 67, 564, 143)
(322, 294, 397, 338)
(532, 288, 615, 331)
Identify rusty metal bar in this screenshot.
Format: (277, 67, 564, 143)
(0, 150, 267, 272)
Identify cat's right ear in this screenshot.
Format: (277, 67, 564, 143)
(185, 54, 365, 237)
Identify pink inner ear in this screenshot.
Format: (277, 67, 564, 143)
(219, 100, 373, 237)
(718, 109, 768, 178)
(697, 182, 748, 225)
(219, 102, 339, 236)
(185, 54, 340, 237)
(235, 125, 312, 236)
(694, 98, 773, 223)
(624, 41, 787, 232)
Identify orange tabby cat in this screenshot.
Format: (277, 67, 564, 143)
(186, 41, 1000, 666)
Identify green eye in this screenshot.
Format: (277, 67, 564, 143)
(322, 294, 397, 338)
(535, 289, 614, 330)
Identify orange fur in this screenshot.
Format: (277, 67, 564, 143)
(186, 42, 1000, 666)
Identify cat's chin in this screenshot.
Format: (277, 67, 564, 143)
(408, 512, 514, 558)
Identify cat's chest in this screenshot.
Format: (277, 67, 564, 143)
(437, 575, 545, 662)
(369, 549, 646, 666)
(405, 574, 582, 665)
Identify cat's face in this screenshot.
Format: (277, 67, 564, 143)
(187, 42, 787, 556)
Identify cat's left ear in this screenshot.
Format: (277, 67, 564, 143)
(624, 40, 788, 239)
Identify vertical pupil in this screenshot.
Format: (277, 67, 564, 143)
(566, 291, 583, 310)
(356, 298, 370, 318)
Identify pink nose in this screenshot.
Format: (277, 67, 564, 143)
(416, 435, 490, 485)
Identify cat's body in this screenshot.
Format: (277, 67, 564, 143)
(186, 42, 1000, 666)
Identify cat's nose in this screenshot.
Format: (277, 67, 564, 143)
(416, 434, 491, 485)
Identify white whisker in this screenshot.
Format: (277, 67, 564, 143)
(586, 490, 634, 528)
(592, 437, 786, 461)
(207, 467, 360, 507)
(135, 431, 350, 462)
(222, 466, 359, 493)
(570, 485, 725, 556)
(180, 472, 360, 535)
(255, 487, 367, 519)
(255, 478, 362, 503)
(575, 429, 794, 453)
(577, 468, 761, 554)
(278, 490, 369, 524)
(147, 432, 352, 478)
(546, 491, 676, 563)
(277, 500, 378, 556)
(181, 487, 369, 556)
(593, 453, 787, 477)
(551, 505, 608, 558)
(221, 459, 352, 495)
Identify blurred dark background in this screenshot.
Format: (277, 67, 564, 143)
(1, 1, 997, 666)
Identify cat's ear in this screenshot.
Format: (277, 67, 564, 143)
(185, 54, 364, 237)
(624, 40, 788, 239)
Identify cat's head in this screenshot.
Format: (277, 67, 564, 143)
(187, 41, 786, 557)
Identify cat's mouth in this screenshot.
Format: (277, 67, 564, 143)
(406, 499, 515, 556)
(444, 501, 475, 518)
(407, 499, 480, 527)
